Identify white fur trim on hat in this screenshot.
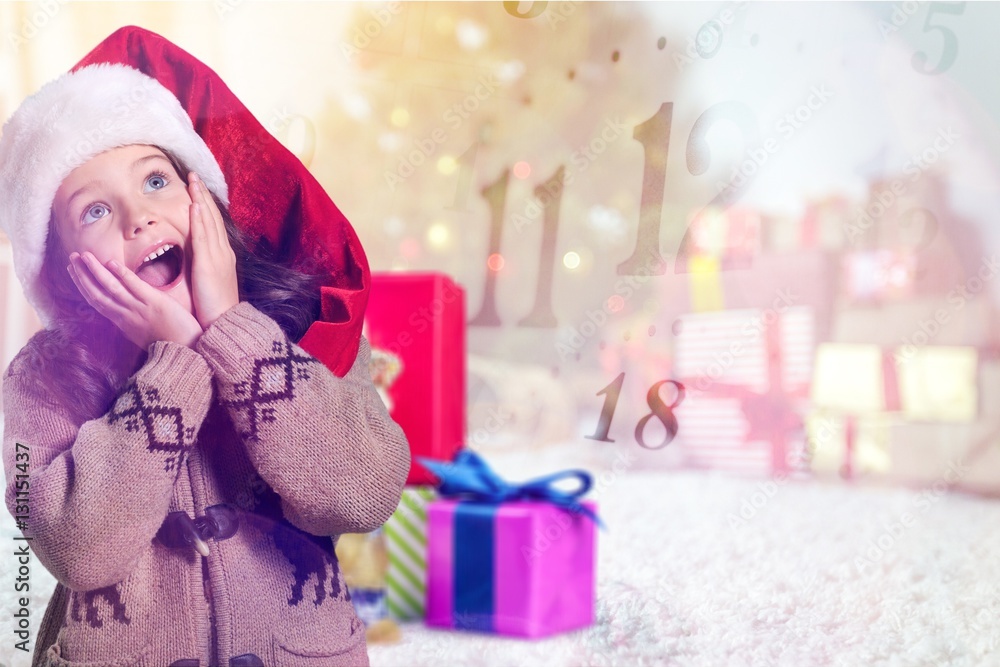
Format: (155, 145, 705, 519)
(0, 62, 229, 329)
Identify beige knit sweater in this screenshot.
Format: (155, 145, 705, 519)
(2, 300, 411, 667)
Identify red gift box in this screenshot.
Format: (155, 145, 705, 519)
(365, 273, 465, 485)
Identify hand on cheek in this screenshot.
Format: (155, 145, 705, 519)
(65, 250, 204, 351)
(187, 172, 240, 330)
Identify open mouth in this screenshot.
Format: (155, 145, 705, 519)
(135, 244, 184, 290)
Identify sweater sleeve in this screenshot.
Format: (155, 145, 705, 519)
(2, 340, 214, 592)
(194, 300, 411, 536)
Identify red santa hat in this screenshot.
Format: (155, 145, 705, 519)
(0, 25, 369, 377)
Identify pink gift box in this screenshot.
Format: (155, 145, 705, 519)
(425, 498, 597, 638)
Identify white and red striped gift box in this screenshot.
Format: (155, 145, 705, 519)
(672, 306, 815, 478)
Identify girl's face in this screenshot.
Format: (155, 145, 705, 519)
(51, 144, 195, 316)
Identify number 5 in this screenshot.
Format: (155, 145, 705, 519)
(912, 2, 966, 75)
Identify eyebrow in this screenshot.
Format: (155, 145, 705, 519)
(63, 153, 172, 215)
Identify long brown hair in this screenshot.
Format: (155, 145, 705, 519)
(11, 148, 325, 425)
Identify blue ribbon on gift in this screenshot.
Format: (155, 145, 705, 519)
(417, 449, 606, 531)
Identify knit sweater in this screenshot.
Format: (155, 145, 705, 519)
(2, 300, 412, 667)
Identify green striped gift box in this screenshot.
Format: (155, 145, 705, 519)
(384, 486, 436, 620)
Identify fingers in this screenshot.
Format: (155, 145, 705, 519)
(67, 252, 141, 319)
(67, 253, 114, 318)
(106, 255, 159, 303)
(187, 176, 206, 249)
(189, 172, 223, 248)
(68, 253, 109, 301)
(67, 254, 99, 308)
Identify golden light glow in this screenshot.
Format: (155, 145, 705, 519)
(437, 155, 458, 175)
(390, 107, 410, 127)
(488, 253, 505, 271)
(427, 222, 450, 248)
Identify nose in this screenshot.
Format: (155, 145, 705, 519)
(121, 201, 157, 237)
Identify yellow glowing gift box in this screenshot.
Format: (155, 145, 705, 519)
(809, 344, 978, 476)
(897, 346, 977, 422)
(811, 343, 976, 421)
(806, 412, 894, 476)
(811, 344, 889, 414)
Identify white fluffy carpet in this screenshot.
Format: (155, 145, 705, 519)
(3, 458, 999, 667)
(369, 467, 1000, 667)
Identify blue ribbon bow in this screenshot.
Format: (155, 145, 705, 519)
(417, 450, 607, 531)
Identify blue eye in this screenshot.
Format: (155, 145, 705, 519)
(145, 171, 168, 192)
(82, 204, 110, 225)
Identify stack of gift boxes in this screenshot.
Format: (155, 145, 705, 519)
(674, 186, 1000, 492)
(350, 272, 600, 640)
(807, 175, 1000, 494)
(672, 203, 835, 479)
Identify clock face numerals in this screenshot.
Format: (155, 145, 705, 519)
(352, 4, 981, 436)
(463, 99, 770, 328)
(909, 2, 966, 75)
(586, 373, 686, 449)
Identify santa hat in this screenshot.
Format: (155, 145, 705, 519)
(0, 26, 369, 377)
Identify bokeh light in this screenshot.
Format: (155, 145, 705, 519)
(437, 155, 458, 175)
(563, 251, 581, 270)
(455, 19, 487, 50)
(383, 216, 404, 236)
(390, 107, 410, 128)
(487, 253, 505, 271)
(427, 222, 450, 248)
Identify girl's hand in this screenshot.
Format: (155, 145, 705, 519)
(67, 251, 204, 351)
(187, 172, 239, 331)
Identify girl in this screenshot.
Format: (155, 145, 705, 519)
(0, 28, 411, 667)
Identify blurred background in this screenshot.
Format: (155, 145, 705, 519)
(5, 2, 1000, 665)
(2, 1, 1000, 498)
